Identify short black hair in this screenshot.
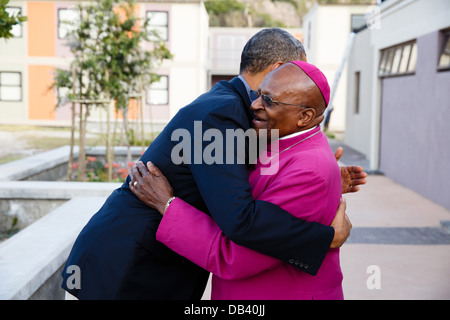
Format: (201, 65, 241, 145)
(239, 28, 306, 75)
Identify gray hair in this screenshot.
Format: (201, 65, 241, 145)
(239, 28, 306, 75)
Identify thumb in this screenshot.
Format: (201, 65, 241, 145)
(339, 197, 347, 213)
(147, 161, 162, 177)
(334, 147, 343, 162)
(332, 197, 346, 224)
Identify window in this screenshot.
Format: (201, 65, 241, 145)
(354, 71, 361, 114)
(408, 42, 418, 73)
(379, 41, 417, 78)
(351, 14, 366, 33)
(146, 11, 169, 41)
(58, 8, 80, 39)
(307, 22, 311, 50)
(0, 72, 22, 101)
(438, 29, 450, 70)
(5, 7, 23, 38)
(57, 87, 70, 106)
(147, 76, 168, 105)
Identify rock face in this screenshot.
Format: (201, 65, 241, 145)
(207, 0, 308, 28)
(253, 0, 302, 27)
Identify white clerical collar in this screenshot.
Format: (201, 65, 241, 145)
(279, 126, 319, 140)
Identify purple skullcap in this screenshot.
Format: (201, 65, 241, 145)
(288, 60, 330, 106)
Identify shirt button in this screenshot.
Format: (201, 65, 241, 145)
(304, 264, 309, 269)
(289, 259, 295, 264)
(294, 260, 299, 265)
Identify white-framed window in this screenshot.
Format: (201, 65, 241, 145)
(58, 7, 80, 39)
(146, 11, 169, 41)
(146, 75, 169, 105)
(350, 14, 366, 33)
(0, 72, 22, 102)
(5, 7, 23, 38)
(354, 71, 361, 114)
(379, 40, 417, 78)
(438, 29, 450, 71)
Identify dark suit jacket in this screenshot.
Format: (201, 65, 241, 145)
(61, 77, 334, 299)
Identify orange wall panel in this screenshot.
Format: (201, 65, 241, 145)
(28, 65, 56, 120)
(27, 2, 55, 57)
(115, 99, 139, 120)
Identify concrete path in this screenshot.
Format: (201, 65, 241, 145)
(340, 175, 450, 300)
(329, 138, 450, 299)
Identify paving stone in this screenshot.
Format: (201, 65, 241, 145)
(348, 227, 450, 245)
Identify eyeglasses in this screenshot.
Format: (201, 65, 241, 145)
(251, 90, 310, 109)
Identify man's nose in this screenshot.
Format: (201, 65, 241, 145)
(250, 97, 264, 112)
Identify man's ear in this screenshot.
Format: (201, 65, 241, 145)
(270, 61, 284, 71)
(297, 108, 317, 127)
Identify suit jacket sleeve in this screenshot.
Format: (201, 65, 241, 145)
(177, 105, 334, 276)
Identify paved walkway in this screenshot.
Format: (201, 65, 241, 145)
(340, 175, 450, 300)
(328, 138, 450, 299)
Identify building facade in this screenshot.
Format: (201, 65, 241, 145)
(0, 0, 209, 129)
(302, 2, 373, 133)
(345, 0, 450, 210)
(208, 27, 303, 88)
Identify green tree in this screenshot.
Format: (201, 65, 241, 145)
(52, 0, 172, 181)
(204, 0, 246, 26)
(0, 0, 27, 39)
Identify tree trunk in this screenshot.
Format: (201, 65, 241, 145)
(67, 102, 76, 181)
(106, 100, 113, 181)
(67, 67, 78, 181)
(122, 107, 132, 164)
(78, 103, 86, 181)
(140, 93, 145, 152)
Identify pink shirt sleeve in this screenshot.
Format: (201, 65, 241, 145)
(156, 197, 282, 280)
(156, 167, 329, 280)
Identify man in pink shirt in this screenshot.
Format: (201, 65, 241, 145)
(130, 61, 347, 299)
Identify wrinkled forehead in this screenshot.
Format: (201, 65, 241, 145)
(260, 63, 316, 95)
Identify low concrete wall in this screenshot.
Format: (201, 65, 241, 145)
(0, 196, 116, 300)
(0, 145, 143, 234)
(0, 181, 121, 233)
(0, 146, 77, 182)
(0, 145, 139, 299)
(0, 145, 145, 182)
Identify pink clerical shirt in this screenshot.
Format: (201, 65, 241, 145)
(156, 126, 343, 300)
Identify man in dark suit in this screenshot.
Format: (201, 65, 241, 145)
(61, 28, 359, 299)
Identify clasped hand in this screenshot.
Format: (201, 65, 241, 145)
(129, 161, 174, 215)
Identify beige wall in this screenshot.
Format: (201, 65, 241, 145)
(303, 4, 372, 132)
(0, 0, 209, 127)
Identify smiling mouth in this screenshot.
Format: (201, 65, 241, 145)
(253, 114, 267, 123)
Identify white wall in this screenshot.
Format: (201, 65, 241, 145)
(164, 3, 209, 119)
(366, 0, 450, 163)
(0, 1, 28, 123)
(303, 4, 372, 132)
(344, 28, 373, 159)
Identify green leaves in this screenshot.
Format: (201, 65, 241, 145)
(204, 0, 245, 15)
(0, 0, 27, 40)
(52, 0, 172, 110)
